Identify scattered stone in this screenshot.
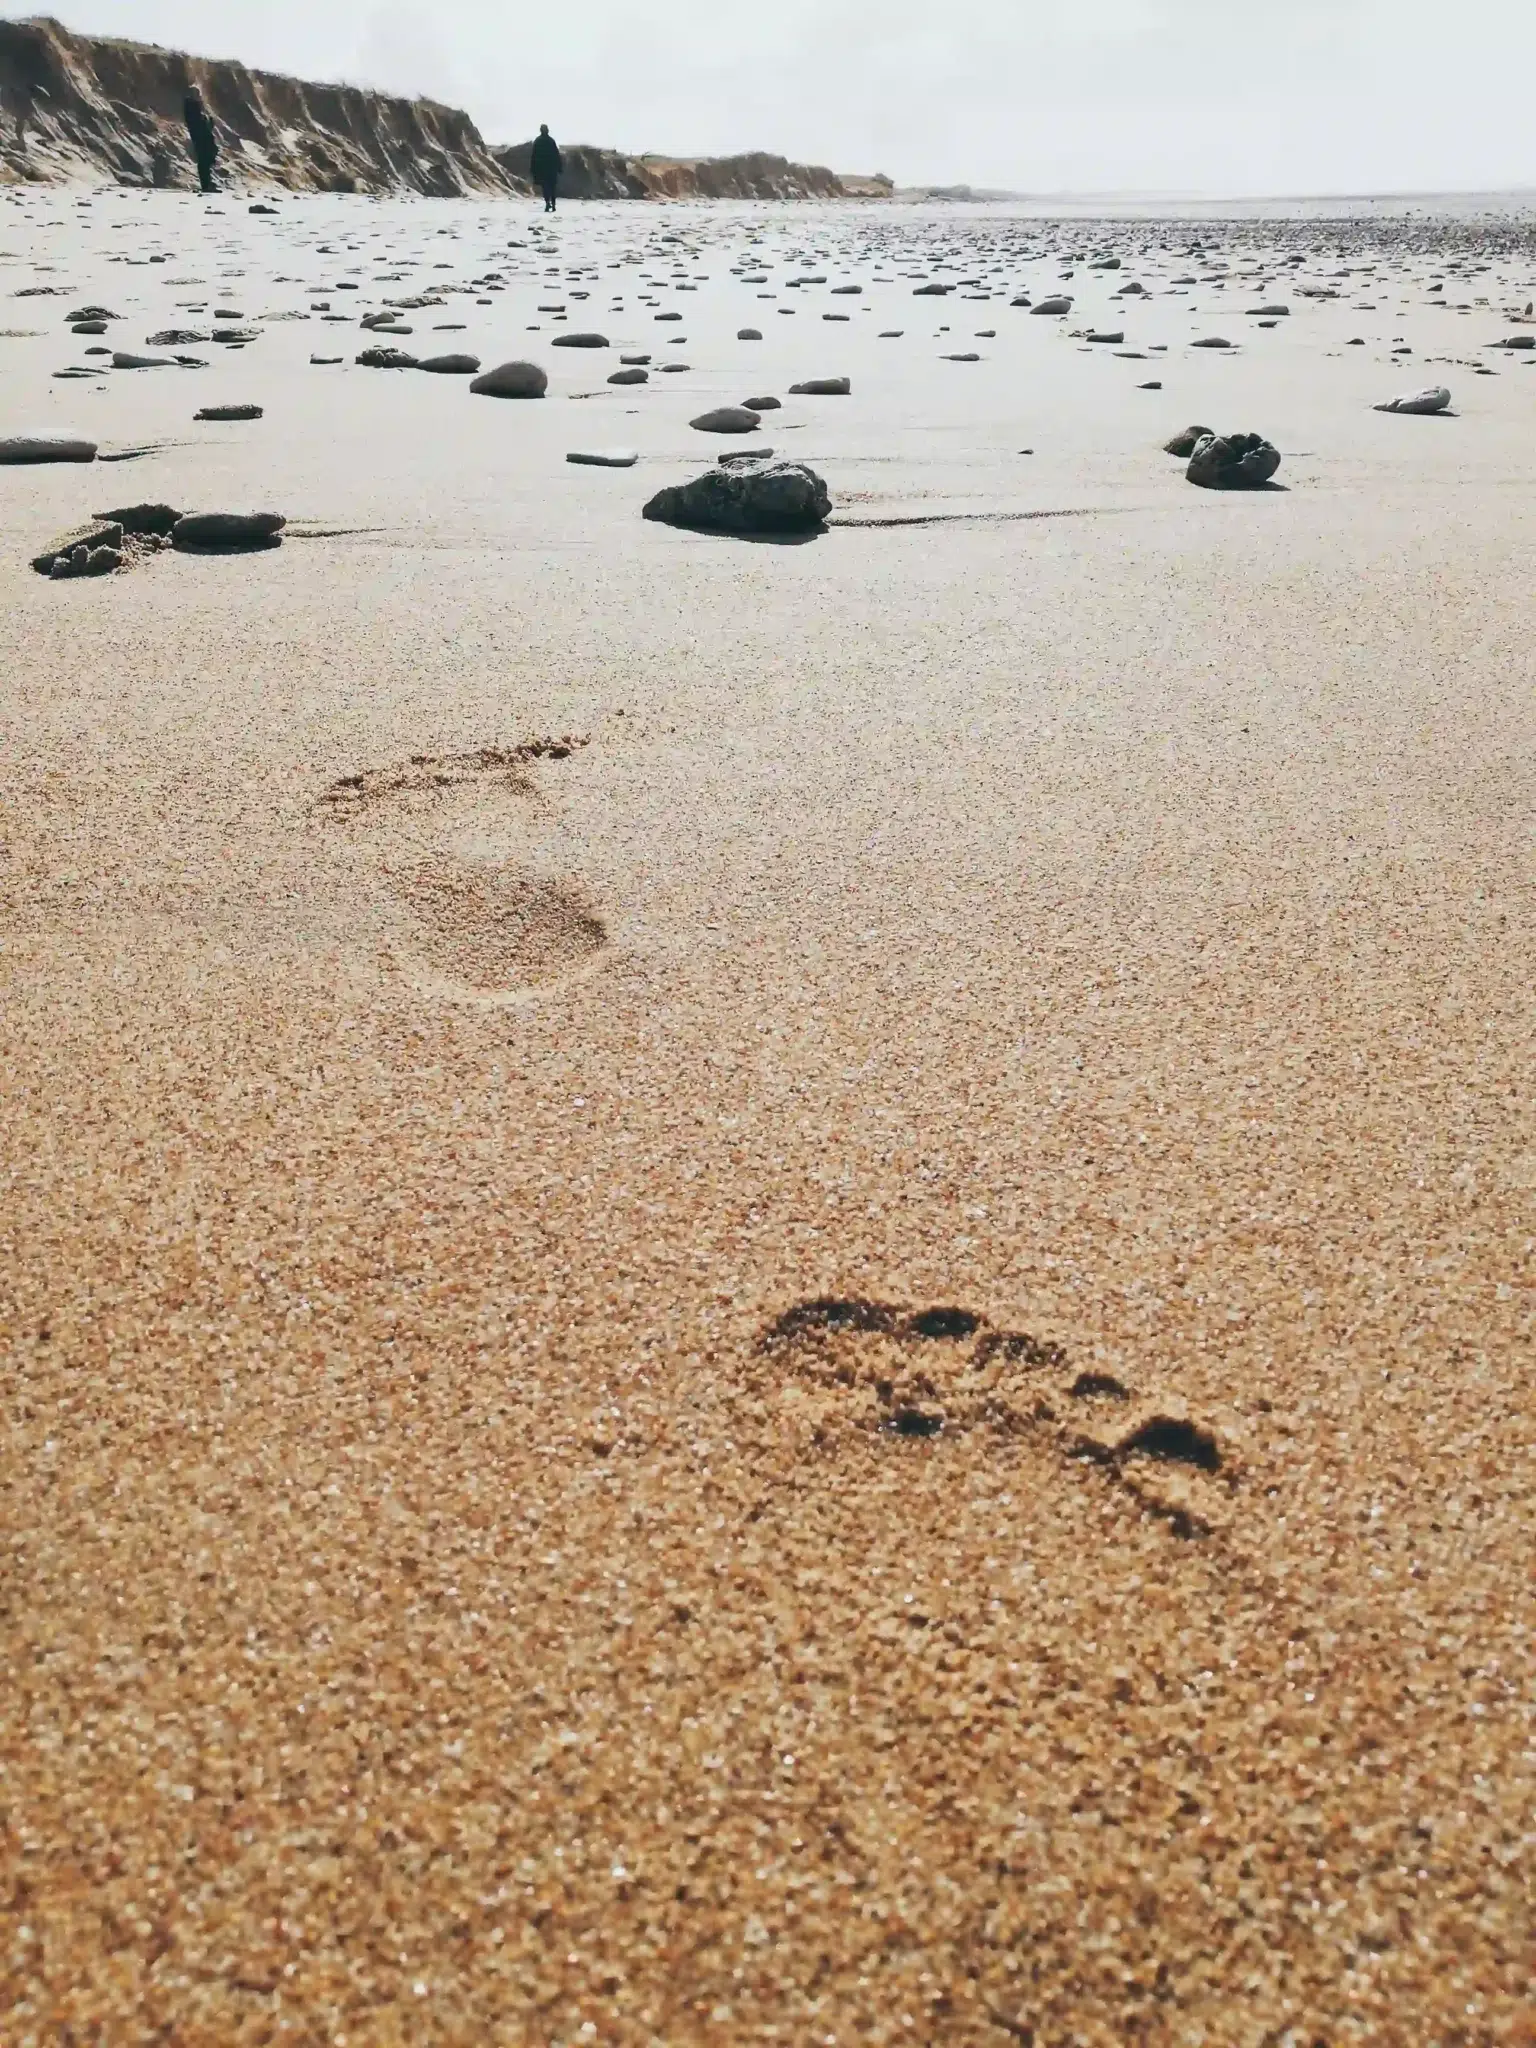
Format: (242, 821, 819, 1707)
(70, 320, 107, 336)
(719, 448, 774, 466)
(32, 518, 123, 573)
(737, 328, 763, 340)
(112, 351, 180, 369)
(171, 512, 287, 553)
(310, 354, 343, 365)
(1085, 330, 1125, 344)
(1163, 424, 1214, 458)
(658, 363, 692, 373)
(470, 360, 548, 398)
(357, 346, 419, 369)
(690, 406, 762, 434)
(1499, 335, 1535, 350)
(913, 284, 951, 296)
(608, 366, 648, 384)
(879, 330, 904, 338)
(643, 456, 830, 535)
(196, 404, 264, 421)
(147, 329, 209, 347)
(1190, 336, 1234, 349)
(1187, 431, 1281, 489)
(1374, 386, 1451, 414)
(0, 433, 97, 465)
(743, 395, 781, 411)
(1139, 380, 1164, 390)
(1031, 296, 1073, 315)
(620, 354, 651, 366)
(418, 354, 481, 374)
(67, 306, 117, 324)
(942, 352, 981, 362)
(567, 449, 639, 467)
(788, 377, 850, 395)
(551, 332, 610, 348)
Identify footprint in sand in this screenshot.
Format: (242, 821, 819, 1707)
(314, 737, 606, 999)
(753, 1297, 1239, 1538)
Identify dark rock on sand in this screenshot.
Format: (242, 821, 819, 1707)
(418, 354, 481, 374)
(196, 404, 264, 421)
(470, 360, 548, 398)
(789, 377, 850, 395)
(1186, 432, 1281, 489)
(172, 512, 287, 552)
(357, 346, 420, 369)
(643, 456, 830, 535)
(552, 333, 610, 348)
(1, 433, 97, 464)
(608, 367, 648, 384)
(690, 406, 762, 434)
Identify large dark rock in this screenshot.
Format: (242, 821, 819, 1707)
(470, 360, 548, 398)
(171, 512, 287, 552)
(643, 456, 830, 536)
(418, 354, 481, 374)
(1186, 433, 1281, 489)
(94, 502, 182, 537)
(551, 332, 610, 349)
(788, 377, 850, 396)
(357, 346, 419, 369)
(0, 433, 97, 464)
(690, 407, 761, 434)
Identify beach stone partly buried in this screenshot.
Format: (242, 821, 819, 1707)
(470, 360, 548, 398)
(196, 404, 263, 421)
(32, 519, 123, 573)
(567, 448, 639, 467)
(1032, 296, 1073, 315)
(551, 333, 610, 349)
(1186, 432, 1281, 489)
(147, 329, 208, 347)
(608, 366, 648, 385)
(0, 432, 97, 465)
(643, 456, 830, 536)
(1191, 336, 1234, 349)
(1163, 424, 1214, 458)
(418, 354, 481, 374)
(737, 328, 763, 340)
(1374, 386, 1452, 414)
(171, 512, 287, 553)
(743, 395, 781, 411)
(788, 377, 851, 396)
(690, 406, 762, 434)
(95, 503, 182, 537)
(357, 346, 419, 369)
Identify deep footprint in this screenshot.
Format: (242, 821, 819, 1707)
(393, 856, 606, 990)
(757, 1296, 1238, 1537)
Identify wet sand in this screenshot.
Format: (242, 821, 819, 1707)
(2, 188, 1534, 2045)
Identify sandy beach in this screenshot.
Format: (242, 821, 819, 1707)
(2, 185, 1534, 2044)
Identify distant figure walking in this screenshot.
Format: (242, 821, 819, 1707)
(183, 87, 218, 194)
(530, 124, 562, 212)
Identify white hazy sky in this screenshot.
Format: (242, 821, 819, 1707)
(26, 1, 1536, 195)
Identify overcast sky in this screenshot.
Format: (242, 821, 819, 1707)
(29, 1, 1536, 195)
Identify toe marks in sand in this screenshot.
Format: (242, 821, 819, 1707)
(760, 1296, 1237, 1537)
(318, 735, 588, 819)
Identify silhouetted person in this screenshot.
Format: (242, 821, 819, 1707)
(184, 87, 218, 194)
(530, 124, 562, 212)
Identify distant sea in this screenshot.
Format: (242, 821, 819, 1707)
(897, 189, 1536, 222)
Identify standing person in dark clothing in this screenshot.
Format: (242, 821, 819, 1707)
(530, 124, 562, 212)
(184, 87, 218, 194)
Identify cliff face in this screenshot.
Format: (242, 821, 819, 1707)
(0, 17, 892, 202)
(0, 16, 514, 195)
(495, 140, 890, 203)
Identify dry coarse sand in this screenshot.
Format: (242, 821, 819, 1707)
(2, 184, 1534, 2047)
